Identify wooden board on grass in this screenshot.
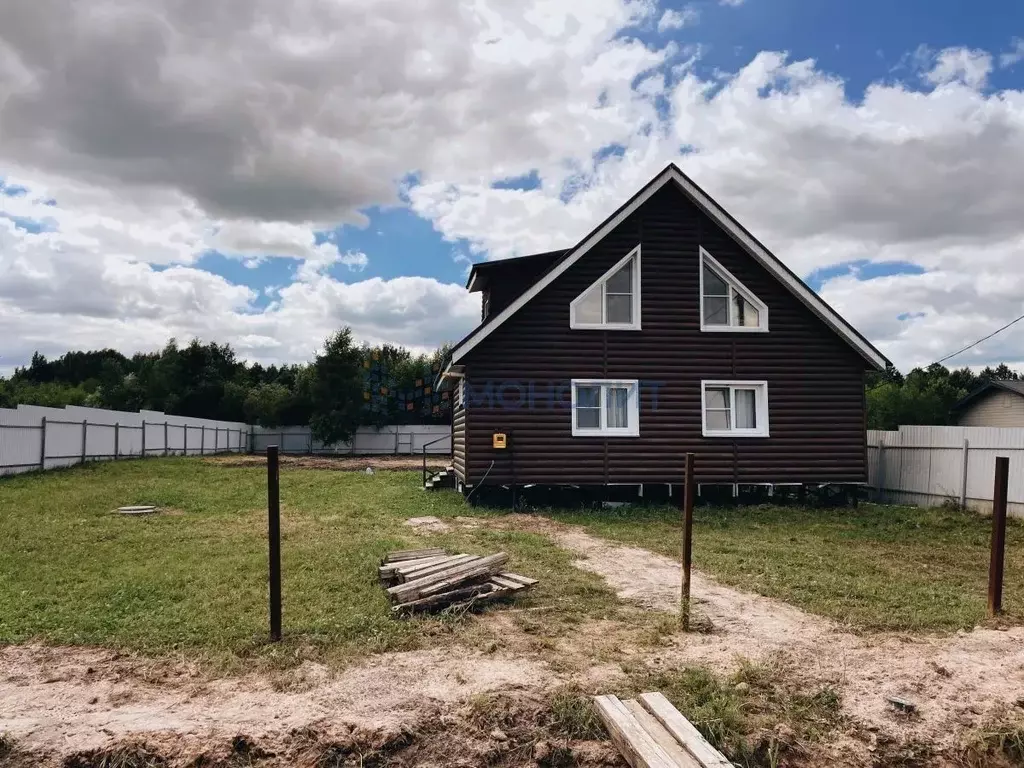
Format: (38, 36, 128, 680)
(622, 701, 702, 768)
(396, 554, 478, 582)
(593, 695, 679, 768)
(386, 552, 508, 603)
(637, 693, 732, 768)
(381, 547, 446, 564)
(594, 693, 732, 768)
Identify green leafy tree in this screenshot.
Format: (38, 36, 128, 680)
(308, 329, 365, 445)
(2, 335, 456, 428)
(865, 362, 1021, 429)
(244, 383, 293, 427)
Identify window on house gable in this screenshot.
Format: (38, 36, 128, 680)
(571, 379, 639, 436)
(701, 381, 769, 437)
(570, 246, 641, 329)
(700, 248, 768, 331)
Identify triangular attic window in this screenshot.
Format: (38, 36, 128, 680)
(700, 247, 768, 331)
(569, 245, 641, 329)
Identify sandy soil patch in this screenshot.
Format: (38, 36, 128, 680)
(6, 515, 1022, 766)
(492, 514, 1024, 758)
(405, 515, 453, 533)
(205, 454, 444, 471)
(0, 644, 565, 766)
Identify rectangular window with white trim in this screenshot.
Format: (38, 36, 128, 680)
(701, 381, 769, 437)
(571, 379, 640, 437)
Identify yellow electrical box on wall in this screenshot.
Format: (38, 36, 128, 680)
(492, 433, 507, 449)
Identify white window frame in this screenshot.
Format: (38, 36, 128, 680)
(701, 380, 770, 438)
(454, 378, 465, 410)
(699, 247, 769, 333)
(571, 379, 640, 437)
(569, 245, 642, 330)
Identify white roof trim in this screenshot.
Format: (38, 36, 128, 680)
(450, 166, 887, 369)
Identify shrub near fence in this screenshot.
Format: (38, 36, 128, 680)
(0, 404, 249, 476)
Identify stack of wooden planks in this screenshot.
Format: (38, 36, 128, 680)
(379, 547, 538, 615)
(594, 692, 734, 768)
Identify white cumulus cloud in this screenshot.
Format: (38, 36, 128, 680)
(658, 7, 699, 32)
(2, 1, 1024, 375)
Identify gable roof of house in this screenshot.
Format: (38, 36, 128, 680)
(952, 380, 1024, 411)
(448, 163, 890, 370)
(466, 249, 568, 293)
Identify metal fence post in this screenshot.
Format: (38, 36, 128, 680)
(164, 422, 169, 456)
(215, 426, 220, 454)
(142, 420, 147, 458)
(989, 456, 1010, 617)
(267, 445, 282, 642)
(680, 452, 695, 630)
(81, 420, 88, 464)
(960, 438, 970, 510)
(39, 416, 47, 470)
(184, 425, 188, 456)
(876, 442, 887, 503)
(114, 423, 119, 459)
(201, 425, 205, 455)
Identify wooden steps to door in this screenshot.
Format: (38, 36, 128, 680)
(594, 692, 733, 768)
(377, 548, 537, 615)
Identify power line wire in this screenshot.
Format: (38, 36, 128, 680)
(868, 310, 1024, 393)
(933, 312, 1024, 366)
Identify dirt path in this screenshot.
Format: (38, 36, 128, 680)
(0, 644, 560, 765)
(5, 516, 1023, 766)
(498, 515, 1024, 755)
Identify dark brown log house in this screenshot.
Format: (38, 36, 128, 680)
(439, 164, 889, 503)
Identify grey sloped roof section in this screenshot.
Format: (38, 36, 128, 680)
(953, 380, 1024, 410)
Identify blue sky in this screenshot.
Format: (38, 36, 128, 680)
(2, 0, 1024, 372)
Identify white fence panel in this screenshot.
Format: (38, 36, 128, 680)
(0, 405, 250, 477)
(868, 425, 1024, 517)
(251, 425, 452, 455)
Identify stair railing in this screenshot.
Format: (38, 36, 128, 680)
(422, 434, 452, 488)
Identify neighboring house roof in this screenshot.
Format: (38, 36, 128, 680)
(465, 249, 568, 293)
(447, 163, 889, 370)
(952, 380, 1024, 411)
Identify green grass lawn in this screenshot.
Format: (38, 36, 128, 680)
(2, 459, 1021, 671)
(0, 458, 621, 669)
(507, 502, 1024, 632)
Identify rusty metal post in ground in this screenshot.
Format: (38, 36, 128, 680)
(680, 452, 695, 630)
(268, 445, 282, 641)
(989, 456, 1009, 617)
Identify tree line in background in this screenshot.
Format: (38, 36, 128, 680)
(866, 362, 1022, 430)
(3, 334, 1020, 437)
(0, 330, 452, 444)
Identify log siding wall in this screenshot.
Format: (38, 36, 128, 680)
(459, 184, 868, 487)
(452, 403, 467, 482)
